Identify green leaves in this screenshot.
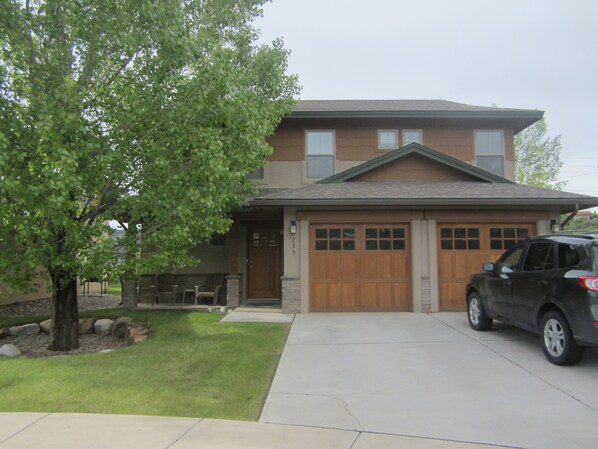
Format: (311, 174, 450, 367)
(515, 117, 565, 190)
(0, 0, 298, 294)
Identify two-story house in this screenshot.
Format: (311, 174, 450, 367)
(138, 100, 598, 314)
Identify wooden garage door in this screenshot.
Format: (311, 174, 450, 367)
(310, 224, 411, 311)
(438, 223, 535, 311)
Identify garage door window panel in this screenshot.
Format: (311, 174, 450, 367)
(365, 227, 406, 251)
(314, 227, 355, 251)
(490, 227, 529, 250)
(440, 227, 480, 250)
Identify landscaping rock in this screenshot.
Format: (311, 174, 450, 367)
(111, 317, 134, 339)
(0, 328, 9, 339)
(94, 319, 114, 335)
(124, 324, 152, 345)
(9, 323, 41, 336)
(39, 319, 52, 333)
(79, 318, 95, 335)
(99, 349, 115, 354)
(0, 344, 22, 357)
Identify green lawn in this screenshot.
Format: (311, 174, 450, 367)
(106, 282, 122, 295)
(0, 309, 289, 420)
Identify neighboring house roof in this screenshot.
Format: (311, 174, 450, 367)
(318, 143, 512, 184)
(288, 99, 543, 133)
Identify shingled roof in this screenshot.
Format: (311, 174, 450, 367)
(250, 181, 598, 212)
(288, 100, 543, 133)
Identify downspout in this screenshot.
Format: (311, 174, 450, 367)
(560, 204, 579, 230)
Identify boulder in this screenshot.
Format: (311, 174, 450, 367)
(124, 324, 152, 345)
(9, 323, 40, 336)
(111, 317, 134, 338)
(0, 344, 21, 357)
(0, 328, 9, 339)
(94, 319, 114, 335)
(79, 318, 95, 335)
(39, 319, 52, 333)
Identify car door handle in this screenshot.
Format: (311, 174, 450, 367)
(537, 280, 548, 287)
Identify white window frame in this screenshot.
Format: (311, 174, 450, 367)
(306, 130, 335, 179)
(378, 129, 399, 150)
(402, 129, 422, 145)
(474, 130, 505, 177)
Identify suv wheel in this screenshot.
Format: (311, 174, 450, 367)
(467, 292, 492, 331)
(540, 311, 584, 366)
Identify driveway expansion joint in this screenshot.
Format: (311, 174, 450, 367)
(0, 413, 50, 445)
(164, 418, 203, 449)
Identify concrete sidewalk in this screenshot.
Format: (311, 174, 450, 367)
(0, 412, 508, 449)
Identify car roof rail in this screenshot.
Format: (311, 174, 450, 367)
(555, 229, 598, 236)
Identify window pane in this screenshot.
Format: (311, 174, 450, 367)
(379, 228, 391, 238)
(490, 228, 502, 238)
(329, 229, 341, 239)
(490, 240, 502, 250)
(378, 130, 398, 149)
(366, 240, 378, 250)
(504, 228, 515, 238)
(343, 228, 355, 238)
(517, 228, 529, 238)
(475, 131, 504, 155)
(524, 243, 553, 271)
(477, 155, 504, 177)
(440, 228, 453, 238)
(315, 229, 327, 239)
(343, 240, 355, 250)
(441, 240, 453, 250)
(454, 228, 466, 238)
(403, 130, 422, 144)
(247, 166, 264, 179)
(558, 244, 579, 268)
(393, 240, 405, 250)
(365, 228, 378, 239)
(468, 228, 480, 238)
(468, 240, 480, 250)
(504, 239, 516, 249)
(455, 240, 467, 250)
(393, 228, 405, 238)
(307, 131, 334, 155)
(379, 240, 391, 250)
(316, 240, 328, 250)
(329, 240, 341, 250)
(307, 156, 334, 178)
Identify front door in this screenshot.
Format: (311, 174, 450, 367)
(247, 229, 281, 298)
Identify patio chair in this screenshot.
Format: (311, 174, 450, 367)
(151, 273, 178, 306)
(194, 273, 227, 305)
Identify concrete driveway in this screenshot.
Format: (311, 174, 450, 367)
(260, 313, 598, 449)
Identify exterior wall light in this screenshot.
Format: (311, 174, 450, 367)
(290, 220, 297, 235)
(550, 220, 560, 233)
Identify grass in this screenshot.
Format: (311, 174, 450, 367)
(0, 309, 290, 420)
(106, 282, 122, 295)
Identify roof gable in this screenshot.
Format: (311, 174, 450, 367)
(319, 143, 513, 184)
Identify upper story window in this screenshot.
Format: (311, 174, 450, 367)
(403, 129, 422, 145)
(475, 130, 504, 177)
(247, 166, 264, 180)
(378, 130, 398, 150)
(306, 130, 334, 178)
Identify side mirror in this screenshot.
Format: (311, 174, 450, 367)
(483, 262, 495, 272)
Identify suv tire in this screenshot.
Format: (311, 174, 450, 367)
(540, 310, 584, 366)
(467, 292, 493, 331)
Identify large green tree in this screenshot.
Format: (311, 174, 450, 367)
(0, 0, 298, 350)
(515, 117, 565, 190)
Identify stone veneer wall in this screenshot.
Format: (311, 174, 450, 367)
(421, 277, 431, 313)
(226, 275, 240, 308)
(281, 276, 300, 314)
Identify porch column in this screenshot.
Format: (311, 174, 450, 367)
(226, 274, 240, 308)
(228, 221, 239, 274)
(122, 279, 138, 309)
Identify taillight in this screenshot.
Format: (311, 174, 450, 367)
(578, 276, 598, 292)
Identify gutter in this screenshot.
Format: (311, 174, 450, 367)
(561, 204, 579, 230)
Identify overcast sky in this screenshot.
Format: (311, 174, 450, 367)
(255, 0, 598, 201)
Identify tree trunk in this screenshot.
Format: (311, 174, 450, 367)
(49, 273, 80, 350)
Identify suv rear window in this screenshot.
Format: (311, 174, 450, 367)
(558, 243, 580, 268)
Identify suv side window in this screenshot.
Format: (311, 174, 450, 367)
(496, 245, 525, 274)
(523, 242, 554, 271)
(557, 243, 580, 268)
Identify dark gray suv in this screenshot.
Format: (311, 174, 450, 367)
(466, 232, 598, 365)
